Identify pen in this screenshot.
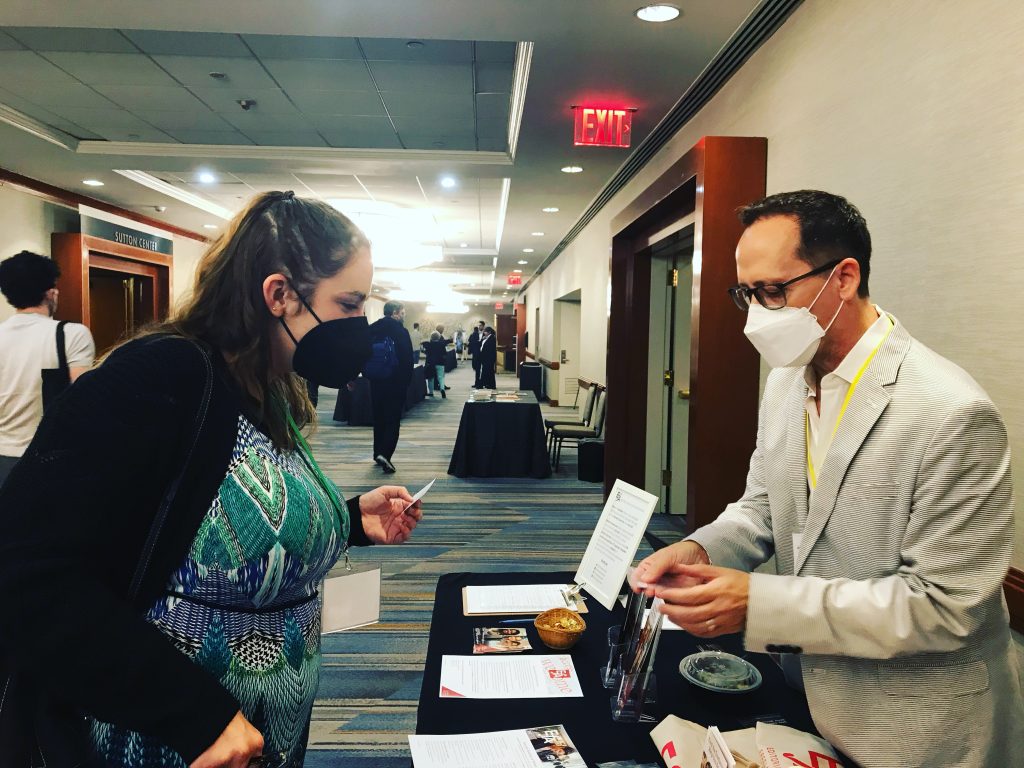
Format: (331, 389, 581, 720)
(498, 619, 535, 624)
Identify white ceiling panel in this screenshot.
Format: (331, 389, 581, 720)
(221, 110, 313, 132)
(402, 133, 476, 150)
(0, 88, 102, 138)
(245, 130, 328, 147)
(122, 30, 251, 57)
(368, 61, 472, 94)
(2, 81, 115, 108)
(261, 59, 373, 92)
(287, 89, 384, 116)
(475, 93, 509, 124)
(5, 27, 135, 53)
(319, 129, 402, 150)
(93, 84, 206, 111)
(0, 30, 25, 50)
(166, 129, 254, 145)
(359, 38, 472, 63)
(0, 50, 77, 83)
(243, 34, 360, 60)
(477, 119, 507, 141)
(382, 91, 474, 120)
(94, 127, 174, 142)
(474, 41, 516, 63)
(478, 136, 507, 152)
(306, 113, 393, 132)
(475, 62, 514, 94)
(392, 115, 474, 137)
(152, 55, 277, 89)
(42, 52, 177, 86)
(190, 87, 299, 114)
(47, 106, 161, 131)
(132, 109, 234, 131)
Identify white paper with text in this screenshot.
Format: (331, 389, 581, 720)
(439, 654, 583, 699)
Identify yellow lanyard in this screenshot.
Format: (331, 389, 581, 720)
(806, 316, 894, 489)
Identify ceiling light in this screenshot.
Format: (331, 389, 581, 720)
(208, 71, 227, 80)
(197, 170, 217, 184)
(517, 259, 529, 265)
(531, 232, 544, 236)
(82, 179, 104, 187)
(440, 176, 457, 189)
(522, 248, 534, 253)
(407, 41, 425, 49)
(513, 269, 523, 273)
(560, 165, 584, 174)
(203, 224, 218, 229)
(542, 207, 559, 213)
(635, 4, 681, 22)
(460, 242, 468, 248)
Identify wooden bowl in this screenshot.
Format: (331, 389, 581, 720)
(534, 608, 587, 650)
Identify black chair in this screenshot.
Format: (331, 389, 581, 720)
(544, 380, 598, 454)
(551, 388, 607, 470)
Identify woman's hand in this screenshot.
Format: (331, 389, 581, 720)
(359, 486, 423, 544)
(190, 711, 263, 768)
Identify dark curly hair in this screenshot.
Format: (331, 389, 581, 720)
(0, 250, 60, 309)
(738, 190, 871, 297)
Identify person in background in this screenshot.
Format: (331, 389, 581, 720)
(430, 324, 452, 391)
(410, 322, 422, 363)
(454, 327, 465, 361)
(0, 193, 423, 768)
(369, 301, 413, 473)
(633, 190, 1023, 766)
(423, 330, 448, 399)
(0, 250, 95, 487)
(468, 320, 484, 388)
(477, 325, 497, 388)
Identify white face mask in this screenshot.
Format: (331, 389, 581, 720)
(743, 265, 843, 368)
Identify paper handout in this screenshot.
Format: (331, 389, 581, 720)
(439, 654, 583, 699)
(462, 584, 587, 615)
(409, 724, 586, 768)
(575, 479, 659, 610)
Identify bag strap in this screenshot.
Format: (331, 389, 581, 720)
(55, 321, 68, 376)
(127, 339, 214, 601)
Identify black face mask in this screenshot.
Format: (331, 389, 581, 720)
(280, 293, 371, 388)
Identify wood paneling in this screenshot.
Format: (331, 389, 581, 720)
(1006, 567, 1024, 634)
(605, 136, 767, 534)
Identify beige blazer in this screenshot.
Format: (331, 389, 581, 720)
(690, 318, 1024, 767)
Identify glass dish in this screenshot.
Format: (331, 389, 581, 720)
(678, 650, 762, 693)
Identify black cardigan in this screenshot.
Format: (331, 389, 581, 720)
(0, 335, 370, 762)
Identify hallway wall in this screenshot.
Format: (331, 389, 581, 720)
(521, 0, 1024, 565)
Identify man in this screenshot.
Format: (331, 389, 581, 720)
(0, 251, 95, 486)
(430, 323, 452, 390)
(468, 320, 484, 387)
(368, 301, 412, 473)
(634, 191, 1023, 766)
(477, 326, 497, 388)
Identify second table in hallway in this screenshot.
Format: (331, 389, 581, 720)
(447, 390, 552, 479)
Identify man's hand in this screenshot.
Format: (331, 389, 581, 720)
(359, 486, 423, 544)
(190, 711, 263, 768)
(631, 541, 710, 597)
(653, 563, 749, 638)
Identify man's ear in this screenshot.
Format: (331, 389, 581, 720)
(837, 257, 861, 300)
(262, 273, 292, 317)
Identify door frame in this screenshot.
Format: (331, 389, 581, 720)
(604, 136, 766, 533)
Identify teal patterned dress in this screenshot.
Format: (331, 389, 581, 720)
(90, 416, 347, 768)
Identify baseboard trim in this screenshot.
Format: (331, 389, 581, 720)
(1005, 567, 1024, 633)
(548, 399, 559, 407)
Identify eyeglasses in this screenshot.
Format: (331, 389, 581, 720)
(727, 259, 841, 311)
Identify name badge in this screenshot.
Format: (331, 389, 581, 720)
(321, 566, 381, 634)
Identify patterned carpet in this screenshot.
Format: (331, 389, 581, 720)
(303, 362, 683, 767)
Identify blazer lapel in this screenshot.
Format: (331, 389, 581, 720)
(785, 376, 810, 534)
(794, 319, 911, 574)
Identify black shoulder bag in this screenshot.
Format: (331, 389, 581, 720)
(0, 340, 214, 767)
(40, 321, 70, 412)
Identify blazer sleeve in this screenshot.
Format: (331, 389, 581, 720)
(687, 390, 776, 570)
(744, 398, 1014, 658)
(396, 327, 414, 385)
(0, 338, 239, 762)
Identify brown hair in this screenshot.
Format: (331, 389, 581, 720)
(150, 191, 369, 448)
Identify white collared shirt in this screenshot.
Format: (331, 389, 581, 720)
(804, 305, 891, 489)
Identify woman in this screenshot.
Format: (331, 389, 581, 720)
(423, 331, 448, 398)
(0, 192, 422, 768)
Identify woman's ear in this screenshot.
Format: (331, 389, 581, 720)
(262, 273, 291, 317)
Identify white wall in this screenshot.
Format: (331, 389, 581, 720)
(524, 0, 1024, 567)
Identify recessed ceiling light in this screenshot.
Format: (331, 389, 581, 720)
(208, 71, 227, 80)
(82, 179, 104, 187)
(531, 232, 544, 236)
(460, 242, 468, 248)
(542, 207, 559, 213)
(517, 259, 529, 265)
(513, 269, 523, 273)
(407, 41, 425, 49)
(203, 224, 218, 229)
(635, 4, 681, 22)
(561, 165, 584, 174)
(522, 248, 534, 253)
(197, 171, 217, 184)
(440, 176, 457, 189)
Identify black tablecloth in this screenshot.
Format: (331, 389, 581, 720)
(417, 571, 815, 765)
(447, 392, 552, 478)
(332, 366, 426, 425)
(445, 349, 457, 372)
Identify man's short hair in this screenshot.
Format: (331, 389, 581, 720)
(477, 320, 485, 327)
(435, 324, 444, 333)
(383, 300, 404, 317)
(738, 190, 871, 297)
(0, 251, 60, 309)
(484, 326, 495, 335)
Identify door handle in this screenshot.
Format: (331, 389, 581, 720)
(560, 349, 569, 363)
(677, 388, 690, 400)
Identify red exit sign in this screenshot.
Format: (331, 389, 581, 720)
(573, 106, 634, 148)
(507, 273, 523, 286)
(495, 302, 504, 310)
